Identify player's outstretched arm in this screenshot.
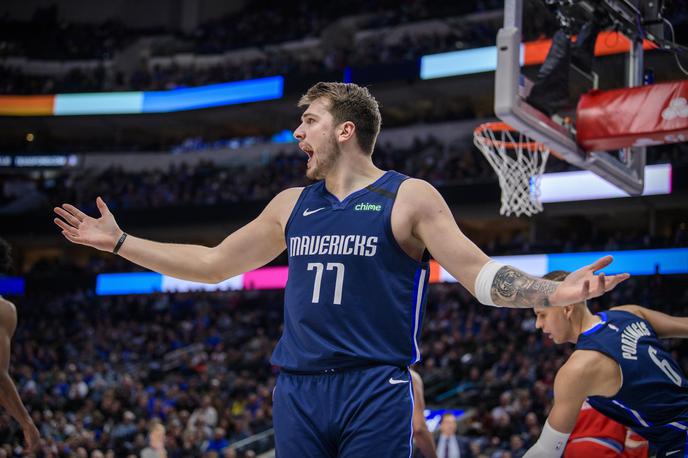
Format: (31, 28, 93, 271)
(54, 189, 302, 283)
(404, 179, 629, 308)
(613, 305, 688, 338)
(0, 300, 40, 452)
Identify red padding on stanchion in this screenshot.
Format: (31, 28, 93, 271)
(577, 80, 688, 151)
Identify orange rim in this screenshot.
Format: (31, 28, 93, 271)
(474, 121, 546, 150)
(473, 121, 516, 133)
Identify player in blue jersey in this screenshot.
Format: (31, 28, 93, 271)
(54, 82, 629, 457)
(525, 270, 688, 458)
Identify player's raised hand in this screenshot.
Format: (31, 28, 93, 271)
(53, 197, 123, 252)
(549, 256, 630, 307)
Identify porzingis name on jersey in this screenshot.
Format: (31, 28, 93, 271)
(621, 321, 651, 360)
(289, 235, 378, 257)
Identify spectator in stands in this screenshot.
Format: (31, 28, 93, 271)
(202, 427, 229, 454)
(140, 420, 166, 458)
(436, 413, 471, 458)
(187, 395, 218, 437)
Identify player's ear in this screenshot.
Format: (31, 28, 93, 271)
(564, 304, 575, 320)
(337, 121, 356, 142)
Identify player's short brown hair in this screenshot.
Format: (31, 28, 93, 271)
(544, 270, 590, 308)
(298, 82, 381, 155)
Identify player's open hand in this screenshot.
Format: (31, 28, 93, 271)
(549, 256, 630, 307)
(54, 197, 123, 252)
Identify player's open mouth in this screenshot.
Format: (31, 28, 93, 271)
(299, 143, 315, 164)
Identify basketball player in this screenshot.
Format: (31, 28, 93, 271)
(410, 369, 437, 458)
(524, 270, 688, 458)
(0, 238, 40, 452)
(54, 82, 628, 457)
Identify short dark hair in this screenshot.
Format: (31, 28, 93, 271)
(0, 238, 11, 275)
(298, 82, 382, 155)
(543, 270, 570, 282)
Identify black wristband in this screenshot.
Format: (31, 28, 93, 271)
(113, 232, 128, 255)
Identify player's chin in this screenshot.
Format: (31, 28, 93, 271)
(305, 166, 318, 180)
(551, 335, 565, 344)
(306, 161, 325, 180)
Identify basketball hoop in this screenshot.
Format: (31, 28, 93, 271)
(473, 122, 550, 217)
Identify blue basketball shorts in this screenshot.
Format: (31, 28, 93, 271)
(273, 365, 414, 458)
(654, 430, 688, 458)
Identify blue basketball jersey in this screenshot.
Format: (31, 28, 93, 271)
(270, 170, 430, 372)
(576, 310, 688, 446)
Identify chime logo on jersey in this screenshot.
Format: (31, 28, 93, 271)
(354, 203, 382, 211)
(289, 235, 378, 257)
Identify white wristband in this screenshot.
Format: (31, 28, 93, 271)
(523, 420, 570, 458)
(474, 260, 505, 306)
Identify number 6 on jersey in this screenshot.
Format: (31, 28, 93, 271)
(307, 262, 345, 305)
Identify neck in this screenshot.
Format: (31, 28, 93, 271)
(572, 307, 600, 343)
(324, 151, 383, 200)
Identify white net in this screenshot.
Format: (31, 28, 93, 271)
(473, 122, 550, 217)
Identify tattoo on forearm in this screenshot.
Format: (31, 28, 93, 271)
(491, 266, 558, 308)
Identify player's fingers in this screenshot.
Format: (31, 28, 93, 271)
(54, 218, 79, 236)
(606, 273, 630, 290)
(96, 196, 110, 216)
(596, 272, 606, 293)
(54, 207, 81, 227)
(586, 255, 613, 272)
(581, 279, 590, 299)
(62, 203, 87, 222)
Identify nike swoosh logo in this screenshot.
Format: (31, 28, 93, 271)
(388, 377, 410, 385)
(666, 450, 681, 456)
(303, 207, 326, 216)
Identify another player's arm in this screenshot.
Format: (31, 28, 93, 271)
(0, 300, 39, 451)
(403, 179, 628, 308)
(54, 189, 302, 283)
(410, 370, 437, 458)
(524, 353, 600, 457)
(613, 305, 688, 338)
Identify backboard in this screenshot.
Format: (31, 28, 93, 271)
(494, 0, 660, 195)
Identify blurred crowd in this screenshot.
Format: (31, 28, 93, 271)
(0, 0, 504, 95)
(0, 6, 130, 61)
(188, 0, 501, 55)
(2, 136, 687, 217)
(0, 25, 497, 95)
(1, 1, 501, 59)
(2, 0, 687, 96)
(2, 270, 686, 457)
(3, 289, 282, 457)
(0, 136, 492, 214)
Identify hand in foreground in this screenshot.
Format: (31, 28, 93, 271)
(54, 197, 122, 252)
(548, 256, 630, 307)
(22, 421, 40, 453)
